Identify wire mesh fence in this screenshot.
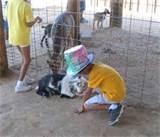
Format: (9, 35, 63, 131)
(3, 0, 160, 108)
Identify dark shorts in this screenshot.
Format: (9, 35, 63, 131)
(80, 0, 86, 12)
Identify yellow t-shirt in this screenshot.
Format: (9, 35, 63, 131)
(88, 63, 126, 102)
(7, 0, 33, 46)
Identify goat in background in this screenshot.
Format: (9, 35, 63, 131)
(93, 8, 110, 30)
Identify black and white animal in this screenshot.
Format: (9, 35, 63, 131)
(40, 12, 75, 73)
(40, 24, 53, 48)
(36, 73, 87, 98)
(93, 8, 110, 30)
(61, 75, 87, 98)
(36, 73, 65, 98)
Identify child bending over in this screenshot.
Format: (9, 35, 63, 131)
(64, 45, 126, 126)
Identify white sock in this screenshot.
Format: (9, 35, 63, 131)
(109, 104, 118, 110)
(16, 80, 23, 87)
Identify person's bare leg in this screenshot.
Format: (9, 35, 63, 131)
(17, 46, 24, 65)
(18, 46, 31, 81)
(74, 103, 110, 114)
(84, 103, 110, 112)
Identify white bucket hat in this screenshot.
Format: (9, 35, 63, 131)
(64, 45, 94, 76)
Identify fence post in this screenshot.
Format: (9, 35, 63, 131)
(0, 0, 8, 77)
(67, 0, 80, 45)
(110, 0, 123, 28)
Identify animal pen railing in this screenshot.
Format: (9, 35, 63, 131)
(2, 0, 160, 109)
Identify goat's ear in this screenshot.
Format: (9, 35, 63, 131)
(107, 9, 110, 14)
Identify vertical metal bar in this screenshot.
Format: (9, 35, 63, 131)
(124, 0, 127, 9)
(46, 8, 49, 23)
(61, 0, 63, 12)
(94, 0, 96, 15)
(137, 0, 140, 12)
(129, 0, 132, 11)
(141, 0, 154, 105)
(91, 0, 93, 6)
(104, 0, 107, 6)
(154, 0, 157, 13)
(146, 0, 149, 12)
(32, 10, 39, 73)
(125, 13, 133, 85)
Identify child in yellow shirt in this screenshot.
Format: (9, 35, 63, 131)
(64, 45, 126, 125)
(7, 0, 42, 93)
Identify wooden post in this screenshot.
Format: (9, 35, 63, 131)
(110, 0, 123, 28)
(67, 0, 80, 45)
(0, 0, 8, 76)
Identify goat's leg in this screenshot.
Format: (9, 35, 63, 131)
(100, 21, 103, 29)
(45, 37, 49, 48)
(93, 20, 95, 30)
(40, 35, 46, 47)
(97, 21, 100, 29)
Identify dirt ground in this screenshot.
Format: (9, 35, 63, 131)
(84, 28, 160, 109)
(0, 71, 160, 137)
(0, 28, 160, 137)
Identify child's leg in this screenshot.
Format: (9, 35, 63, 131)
(84, 104, 109, 111)
(84, 92, 124, 126)
(83, 94, 114, 112)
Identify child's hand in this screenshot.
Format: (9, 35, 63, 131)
(75, 92, 84, 97)
(36, 16, 42, 23)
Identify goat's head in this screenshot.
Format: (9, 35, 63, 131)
(104, 8, 110, 14)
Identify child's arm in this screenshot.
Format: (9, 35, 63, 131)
(74, 87, 93, 114)
(26, 16, 42, 27)
(82, 87, 93, 104)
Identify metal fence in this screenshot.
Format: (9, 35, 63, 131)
(4, 0, 160, 108)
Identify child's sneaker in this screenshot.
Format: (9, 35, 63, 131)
(108, 104, 124, 126)
(15, 83, 32, 93)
